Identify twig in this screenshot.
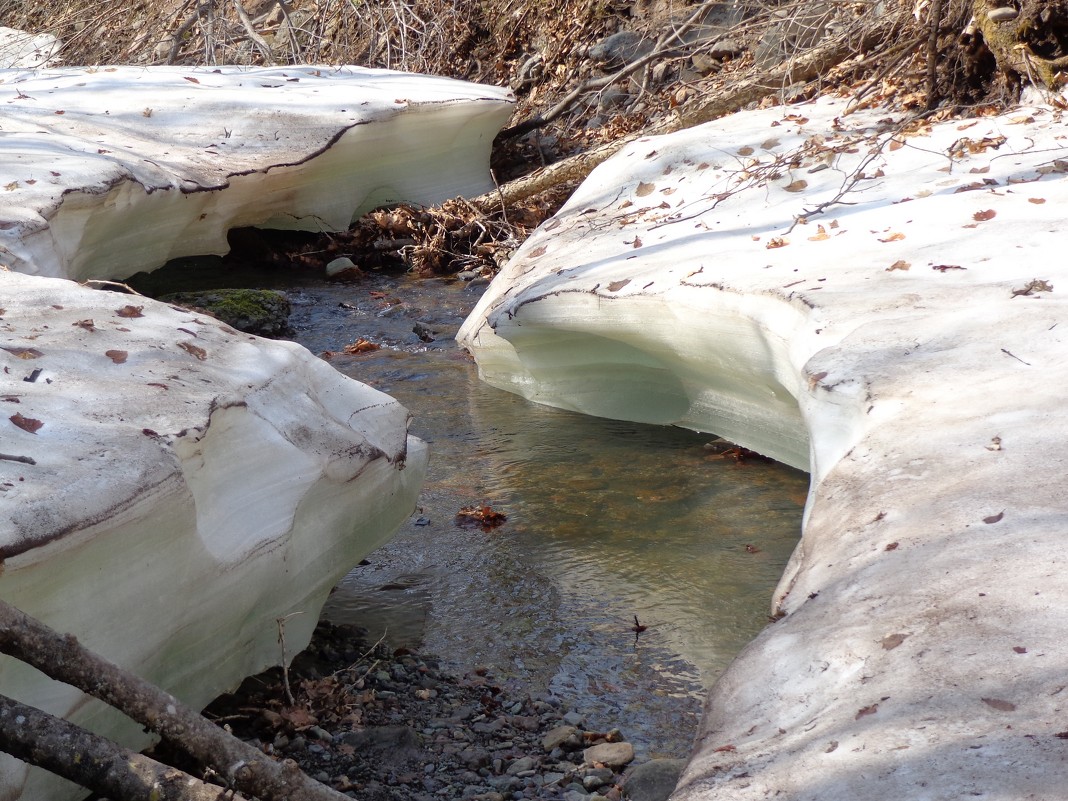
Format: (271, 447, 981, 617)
(0, 453, 35, 465)
(232, 0, 275, 64)
(276, 611, 304, 706)
(924, 0, 945, 110)
(81, 279, 146, 296)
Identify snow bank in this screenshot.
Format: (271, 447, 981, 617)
(0, 64, 513, 280)
(460, 96, 1068, 799)
(0, 64, 512, 800)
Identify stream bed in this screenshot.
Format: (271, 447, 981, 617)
(136, 260, 809, 761)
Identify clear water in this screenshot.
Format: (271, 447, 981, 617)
(132, 258, 808, 758)
(279, 272, 809, 759)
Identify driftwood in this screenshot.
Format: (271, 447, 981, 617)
(472, 15, 902, 214)
(0, 694, 249, 801)
(0, 599, 347, 801)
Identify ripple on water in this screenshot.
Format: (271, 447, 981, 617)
(279, 273, 807, 760)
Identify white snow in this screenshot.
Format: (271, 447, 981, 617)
(0, 62, 513, 800)
(459, 94, 1068, 799)
(0, 65, 513, 281)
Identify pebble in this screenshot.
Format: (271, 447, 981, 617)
(204, 621, 682, 801)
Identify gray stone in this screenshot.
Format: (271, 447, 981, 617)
(339, 724, 423, 765)
(588, 31, 652, 69)
(506, 756, 537, 775)
(583, 741, 635, 769)
(542, 725, 579, 751)
(621, 758, 686, 801)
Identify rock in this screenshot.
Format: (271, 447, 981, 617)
(339, 725, 424, 764)
(621, 759, 685, 801)
(588, 31, 652, 69)
(584, 742, 635, 769)
(597, 88, 630, 112)
(543, 725, 579, 752)
(326, 256, 363, 279)
(160, 288, 292, 337)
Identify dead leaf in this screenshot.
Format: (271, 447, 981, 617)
(72, 319, 96, 332)
(1028, 197, 1046, 205)
(986, 435, 1002, 451)
(932, 264, 966, 272)
(1012, 279, 1053, 297)
(177, 341, 207, 361)
(631, 236, 642, 248)
(982, 511, 1004, 524)
(972, 209, 997, 222)
(1, 346, 43, 359)
(455, 504, 507, 531)
(855, 704, 879, 719)
(607, 279, 631, 292)
(981, 697, 1015, 712)
(343, 339, 379, 354)
(889, 139, 904, 151)
(184, 76, 200, 84)
(105, 350, 128, 364)
(4, 181, 18, 191)
(881, 633, 908, 650)
(1012, 646, 1027, 654)
(887, 260, 911, 271)
(635, 182, 655, 197)
(712, 744, 737, 753)
(528, 245, 547, 258)
(116, 305, 145, 318)
(9, 413, 43, 434)
(808, 225, 829, 242)
(766, 237, 788, 249)
(878, 232, 905, 243)
(885, 541, 899, 551)
(737, 146, 754, 156)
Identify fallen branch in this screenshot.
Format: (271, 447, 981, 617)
(472, 17, 901, 213)
(0, 694, 249, 801)
(0, 599, 348, 801)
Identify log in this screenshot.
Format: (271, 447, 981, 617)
(0, 599, 348, 801)
(0, 693, 247, 801)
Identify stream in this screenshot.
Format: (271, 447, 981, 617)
(135, 259, 809, 761)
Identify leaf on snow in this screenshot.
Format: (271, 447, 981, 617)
(784, 179, 808, 193)
(178, 341, 207, 361)
(878, 232, 905, 243)
(607, 279, 631, 292)
(105, 350, 128, 364)
(10, 413, 43, 434)
(765, 237, 788, 249)
(972, 209, 996, 221)
(982, 511, 1004, 524)
(981, 697, 1015, 712)
(1, 346, 43, 359)
(116, 305, 145, 318)
(887, 260, 911, 271)
(635, 182, 656, 197)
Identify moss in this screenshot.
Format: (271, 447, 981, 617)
(160, 289, 292, 338)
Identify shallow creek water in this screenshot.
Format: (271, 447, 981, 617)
(138, 262, 809, 760)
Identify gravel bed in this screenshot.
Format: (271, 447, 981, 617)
(201, 621, 685, 801)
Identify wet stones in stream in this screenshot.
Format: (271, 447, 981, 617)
(199, 621, 684, 801)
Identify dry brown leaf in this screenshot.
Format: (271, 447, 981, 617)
(878, 232, 905, 242)
(528, 245, 547, 257)
(1, 346, 43, 359)
(765, 237, 788, 249)
(981, 697, 1015, 712)
(607, 279, 631, 292)
(737, 146, 754, 156)
(635, 182, 655, 197)
(887, 260, 911, 271)
(178, 341, 207, 361)
(808, 225, 829, 242)
(1028, 198, 1046, 204)
(9, 413, 43, 434)
(116, 305, 145, 318)
(784, 179, 808, 193)
(343, 339, 379, 354)
(973, 209, 997, 222)
(105, 350, 128, 364)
